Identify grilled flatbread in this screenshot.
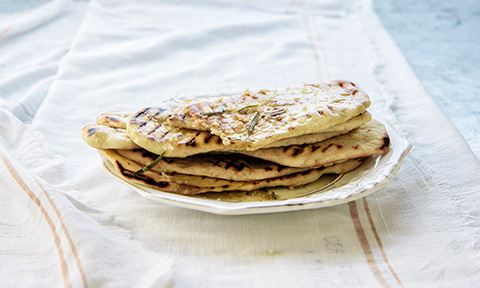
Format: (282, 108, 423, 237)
(116, 149, 309, 181)
(127, 108, 371, 158)
(82, 80, 391, 197)
(99, 149, 364, 195)
(96, 111, 133, 129)
(82, 124, 140, 149)
(85, 114, 387, 169)
(267, 112, 371, 148)
(167, 80, 370, 150)
(241, 120, 390, 168)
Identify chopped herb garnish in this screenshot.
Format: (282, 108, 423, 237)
(238, 104, 259, 112)
(200, 109, 228, 116)
(132, 149, 167, 175)
(247, 112, 261, 137)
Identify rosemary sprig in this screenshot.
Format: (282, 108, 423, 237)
(238, 104, 259, 112)
(132, 149, 167, 175)
(199, 109, 228, 116)
(247, 112, 261, 137)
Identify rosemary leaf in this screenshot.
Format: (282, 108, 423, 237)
(266, 109, 286, 117)
(132, 149, 167, 175)
(247, 112, 261, 137)
(200, 109, 228, 116)
(238, 104, 259, 112)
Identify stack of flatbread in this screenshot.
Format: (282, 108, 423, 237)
(82, 80, 391, 196)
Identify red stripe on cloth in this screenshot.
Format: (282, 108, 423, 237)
(310, 15, 330, 79)
(0, 24, 13, 38)
(285, 0, 298, 13)
(363, 198, 405, 288)
(36, 178, 89, 288)
(303, 13, 324, 82)
(349, 201, 390, 288)
(0, 151, 73, 288)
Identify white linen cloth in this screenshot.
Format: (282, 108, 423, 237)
(1, 0, 479, 287)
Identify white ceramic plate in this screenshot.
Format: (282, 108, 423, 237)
(103, 116, 411, 215)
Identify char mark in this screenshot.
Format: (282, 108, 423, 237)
(87, 127, 96, 137)
(117, 161, 170, 188)
(322, 143, 334, 153)
(379, 136, 390, 150)
(204, 134, 213, 143)
(186, 138, 196, 146)
(311, 145, 321, 152)
(159, 131, 169, 141)
(224, 159, 247, 171)
(148, 125, 161, 136)
(141, 150, 157, 160)
(291, 147, 305, 156)
(301, 170, 313, 176)
(106, 116, 119, 123)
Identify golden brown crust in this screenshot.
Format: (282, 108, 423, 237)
(126, 108, 371, 158)
(241, 120, 390, 168)
(167, 81, 371, 150)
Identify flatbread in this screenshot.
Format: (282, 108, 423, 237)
(99, 149, 364, 195)
(241, 120, 390, 168)
(167, 80, 371, 150)
(127, 107, 225, 157)
(127, 108, 371, 158)
(81, 124, 140, 149)
(266, 112, 371, 148)
(96, 111, 133, 129)
(116, 149, 310, 181)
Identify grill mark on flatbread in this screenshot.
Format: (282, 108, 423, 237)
(291, 147, 304, 156)
(219, 158, 247, 171)
(186, 132, 202, 147)
(117, 161, 171, 189)
(87, 127, 96, 137)
(322, 144, 334, 153)
(135, 108, 151, 118)
(105, 116, 119, 124)
(148, 125, 161, 136)
(311, 145, 321, 152)
(380, 136, 390, 150)
(96, 111, 133, 129)
(204, 134, 214, 143)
